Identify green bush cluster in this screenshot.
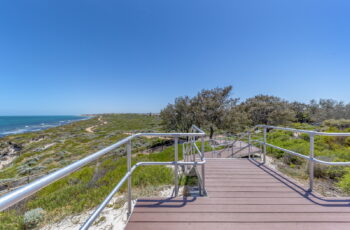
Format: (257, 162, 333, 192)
(23, 208, 46, 229)
(261, 123, 350, 193)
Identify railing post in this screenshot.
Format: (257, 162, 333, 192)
(174, 136, 179, 197)
(231, 138, 234, 158)
(127, 140, 132, 218)
(263, 127, 267, 164)
(248, 131, 251, 159)
(309, 133, 315, 192)
(212, 141, 214, 158)
(201, 136, 205, 195)
(191, 137, 195, 162)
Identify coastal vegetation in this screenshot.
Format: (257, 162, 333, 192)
(160, 86, 350, 135)
(0, 114, 194, 229)
(161, 86, 350, 195)
(249, 121, 350, 196)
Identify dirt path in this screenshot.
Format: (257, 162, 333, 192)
(85, 126, 95, 133)
(85, 116, 108, 133)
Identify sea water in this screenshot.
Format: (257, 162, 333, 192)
(0, 116, 88, 137)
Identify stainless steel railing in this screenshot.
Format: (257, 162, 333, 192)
(0, 125, 206, 229)
(231, 125, 350, 192)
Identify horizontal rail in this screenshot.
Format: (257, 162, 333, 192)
(191, 125, 205, 134)
(0, 132, 205, 212)
(254, 140, 350, 166)
(254, 140, 310, 161)
(230, 143, 250, 157)
(255, 125, 350, 137)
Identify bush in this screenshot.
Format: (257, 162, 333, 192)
(345, 137, 350, 146)
(23, 208, 45, 229)
(323, 119, 350, 130)
(338, 170, 350, 194)
(282, 154, 303, 166)
(326, 166, 346, 179)
(312, 163, 329, 178)
(0, 211, 23, 230)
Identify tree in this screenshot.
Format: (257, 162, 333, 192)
(160, 86, 236, 138)
(160, 96, 194, 132)
(240, 95, 295, 126)
(308, 99, 349, 123)
(290, 102, 312, 123)
(224, 105, 251, 133)
(191, 86, 235, 138)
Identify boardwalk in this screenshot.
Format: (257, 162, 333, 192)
(126, 157, 350, 230)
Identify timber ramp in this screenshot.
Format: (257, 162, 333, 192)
(126, 156, 350, 230)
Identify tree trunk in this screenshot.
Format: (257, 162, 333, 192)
(209, 126, 214, 139)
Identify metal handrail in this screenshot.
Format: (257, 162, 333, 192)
(209, 138, 236, 158)
(0, 125, 206, 229)
(237, 125, 350, 191)
(230, 143, 250, 157)
(255, 125, 350, 137)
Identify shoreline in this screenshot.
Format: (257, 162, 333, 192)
(0, 116, 91, 138)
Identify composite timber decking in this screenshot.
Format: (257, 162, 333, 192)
(126, 157, 350, 230)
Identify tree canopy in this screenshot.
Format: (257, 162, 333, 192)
(160, 85, 350, 136)
(160, 86, 236, 138)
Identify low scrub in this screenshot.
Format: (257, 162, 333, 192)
(262, 124, 350, 194)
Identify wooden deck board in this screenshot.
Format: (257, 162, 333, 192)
(126, 158, 350, 230)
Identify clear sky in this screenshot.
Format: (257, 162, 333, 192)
(0, 0, 349, 115)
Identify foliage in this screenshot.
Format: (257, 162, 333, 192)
(338, 169, 350, 194)
(258, 124, 350, 194)
(191, 86, 236, 138)
(160, 96, 194, 133)
(322, 119, 350, 130)
(160, 86, 237, 138)
(23, 208, 46, 229)
(239, 95, 296, 126)
(160, 85, 350, 137)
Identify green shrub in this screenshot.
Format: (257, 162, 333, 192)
(323, 119, 350, 130)
(23, 208, 45, 229)
(312, 163, 329, 178)
(338, 170, 350, 194)
(0, 211, 23, 230)
(345, 137, 350, 146)
(282, 154, 303, 166)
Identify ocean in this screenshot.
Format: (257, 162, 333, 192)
(0, 116, 89, 137)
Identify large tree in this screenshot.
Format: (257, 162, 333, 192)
(240, 95, 295, 126)
(160, 96, 194, 132)
(290, 102, 312, 123)
(224, 105, 251, 133)
(160, 86, 236, 138)
(191, 86, 236, 138)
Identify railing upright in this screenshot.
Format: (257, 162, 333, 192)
(127, 140, 132, 217)
(309, 133, 315, 191)
(231, 139, 234, 157)
(201, 136, 205, 195)
(263, 127, 267, 164)
(248, 131, 251, 158)
(174, 136, 179, 197)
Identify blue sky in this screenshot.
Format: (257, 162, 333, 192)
(0, 0, 349, 115)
